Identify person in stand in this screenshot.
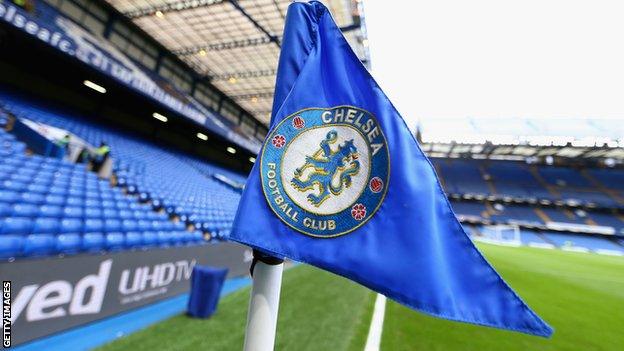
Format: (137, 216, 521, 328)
(92, 142, 111, 172)
(56, 134, 71, 148)
(77, 148, 91, 164)
(56, 134, 71, 158)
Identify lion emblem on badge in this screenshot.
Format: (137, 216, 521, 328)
(291, 130, 361, 206)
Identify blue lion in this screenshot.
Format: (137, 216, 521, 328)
(291, 130, 361, 206)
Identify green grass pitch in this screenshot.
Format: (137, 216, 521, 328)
(99, 244, 624, 351)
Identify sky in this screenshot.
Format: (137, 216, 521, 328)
(364, 0, 624, 132)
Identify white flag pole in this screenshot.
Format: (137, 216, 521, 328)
(243, 252, 284, 351)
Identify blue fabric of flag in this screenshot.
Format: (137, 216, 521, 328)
(231, 0, 553, 337)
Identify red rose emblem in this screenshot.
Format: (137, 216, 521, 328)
(292, 116, 305, 129)
(351, 203, 367, 221)
(369, 177, 383, 193)
(271, 134, 286, 148)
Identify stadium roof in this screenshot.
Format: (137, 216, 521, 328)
(418, 117, 624, 163)
(419, 117, 624, 147)
(103, 0, 370, 125)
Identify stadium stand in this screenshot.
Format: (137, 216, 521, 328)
(487, 204, 543, 225)
(0, 151, 201, 258)
(0, 92, 244, 259)
(435, 159, 490, 195)
(435, 156, 624, 253)
(589, 211, 624, 229)
(538, 166, 591, 187)
(435, 158, 624, 208)
(483, 160, 549, 198)
(538, 207, 584, 224)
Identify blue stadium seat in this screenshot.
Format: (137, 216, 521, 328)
(137, 220, 151, 231)
(32, 177, 51, 186)
(103, 208, 119, 219)
(121, 219, 138, 231)
(0, 235, 24, 259)
(27, 184, 48, 193)
(49, 186, 68, 195)
(192, 231, 204, 242)
(82, 233, 105, 252)
(45, 194, 65, 206)
(105, 233, 125, 250)
(0, 190, 19, 203)
(84, 219, 104, 232)
(23, 234, 56, 257)
(20, 192, 46, 205)
(104, 219, 122, 232)
(146, 211, 160, 220)
(66, 197, 84, 207)
(0, 202, 10, 217)
(39, 204, 63, 218)
(133, 210, 147, 220)
(33, 218, 61, 234)
(142, 232, 158, 246)
(56, 234, 81, 254)
(118, 210, 133, 220)
(157, 231, 172, 246)
(68, 188, 85, 197)
(63, 206, 84, 218)
(179, 231, 192, 243)
(84, 208, 102, 219)
(0, 217, 34, 235)
(150, 220, 163, 231)
(2, 180, 27, 191)
(85, 198, 100, 208)
(125, 232, 143, 247)
(60, 218, 83, 233)
(11, 203, 39, 217)
(172, 231, 187, 245)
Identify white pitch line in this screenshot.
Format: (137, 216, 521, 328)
(364, 293, 387, 351)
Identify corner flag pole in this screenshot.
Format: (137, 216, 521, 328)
(243, 251, 284, 351)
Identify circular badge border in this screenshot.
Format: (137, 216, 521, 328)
(260, 106, 391, 238)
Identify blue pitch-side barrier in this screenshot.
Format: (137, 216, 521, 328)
(12, 276, 252, 351)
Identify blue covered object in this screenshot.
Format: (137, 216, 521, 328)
(187, 266, 228, 319)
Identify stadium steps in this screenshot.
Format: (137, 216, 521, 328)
(478, 164, 498, 195)
(529, 166, 561, 199)
(561, 208, 577, 222)
(533, 208, 551, 223)
(482, 202, 498, 218)
(580, 169, 624, 206)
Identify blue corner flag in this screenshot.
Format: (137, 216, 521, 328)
(231, 1, 552, 337)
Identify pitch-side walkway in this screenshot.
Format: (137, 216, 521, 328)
(12, 276, 252, 351)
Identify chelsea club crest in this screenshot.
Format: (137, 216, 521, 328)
(260, 106, 390, 238)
